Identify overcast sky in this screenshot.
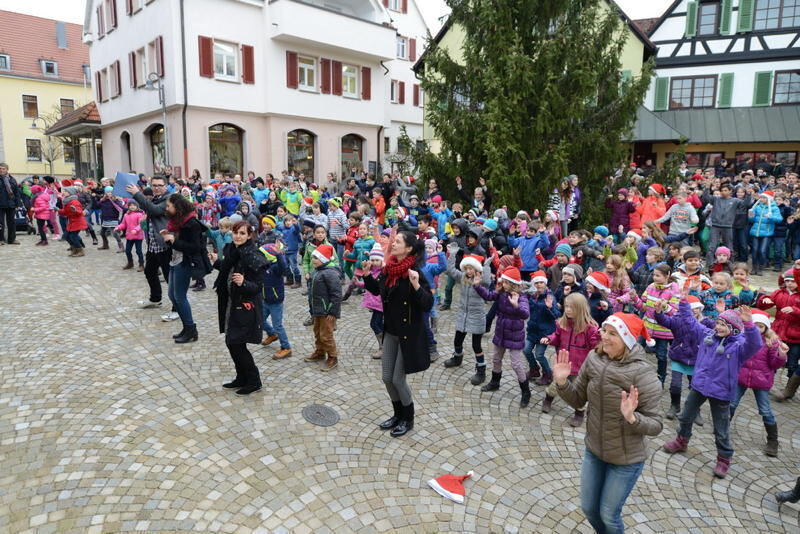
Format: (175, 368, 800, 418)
(2, 0, 675, 28)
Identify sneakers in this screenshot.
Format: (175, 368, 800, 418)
(662, 435, 689, 454)
(139, 300, 162, 309)
(161, 311, 180, 322)
(261, 334, 279, 346)
(321, 356, 338, 371)
(713, 455, 731, 478)
(304, 353, 326, 362)
(273, 348, 292, 359)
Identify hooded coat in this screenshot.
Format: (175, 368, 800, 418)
(446, 253, 491, 334)
(475, 286, 530, 349)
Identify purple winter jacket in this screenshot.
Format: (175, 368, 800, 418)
(605, 197, 635, 233)
(475, 286, 529, 350)
(684, 317, 762, 402)
(655, 300, 714, 367)
(738, 339, 786, 390)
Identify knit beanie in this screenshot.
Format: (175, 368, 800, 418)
(593, 225, 610, 238)
(715, 246, 731, 257)
(718, 309, 744, 335)
(425, 238, 438, 252)
(261, 215, 277, 229)
(483, 219, 498, 231)
(783, 268, 795, 281)
(562, 264, 584, 281)
(499, 255, 516, 270)
(369, 244, 385, 261)
(555, 243, 572, 258)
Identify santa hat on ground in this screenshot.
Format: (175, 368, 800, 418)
(427, 471, 474, 504)
(501, 267, 522, 285)
(460, 254, 484, 273)
(649, 184, 666, 196)
(604, 313, 654, 348)
(752, 309, 771, 328)
(586, 272, 610, 294)
(312, 244, 335, 264)
(686, 295, 704, 311)
(531, 270, 547, 284)
(626, 229, 642, 241)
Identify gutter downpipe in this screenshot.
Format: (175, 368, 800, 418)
(180, 0, 189, 175)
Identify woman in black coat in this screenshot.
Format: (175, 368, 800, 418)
(363, 230, 433, 437)
(210, 220, 267, 395)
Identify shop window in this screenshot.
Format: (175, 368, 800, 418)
(341, 134, 364, 178)
(209, 123, 243, 176)
(149, 125, 166, 173)
(287, 129, 315, 177)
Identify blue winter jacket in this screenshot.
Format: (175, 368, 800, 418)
(749, 201, 783, 237)
(525, 290, 561, 340)
(507, 233, 548, 271)
(281, 223, 302, 254)
(262, 254, 286, 304)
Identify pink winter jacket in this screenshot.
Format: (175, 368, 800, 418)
(356, 266, 383, 312)
(737, 339, 786, 390)
(547, 322, 601, 376)
(115, 210, 146, 240)
(31, 188, 51, 220)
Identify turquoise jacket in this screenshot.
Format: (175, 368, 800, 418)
(749, 201, 783, 238)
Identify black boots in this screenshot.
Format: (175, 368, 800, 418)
(667, 391, 681, 420)
(172, 326, 187, 339)
(390, 403, 414, 437)
(470, 365, 486, 385)
(236, 382, 262, 395)
(776, 476, 800, 504)
(223, 378, 245, 389)
(444, 353, 463, 368)
(481, 372, 501, 392)
(174, 325, 198, 343)
(519, 381, 531, 408)
(765, 423, 779, 457)
(379, 401, 403, 430)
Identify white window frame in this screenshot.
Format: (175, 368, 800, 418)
(298, 55, 317, 92)
(135, 47, 147, 88)
(109, 62, 119, 98)
(104, 0, 115, 33)
(0, 54, 10, 71)
(100, 67, 109, 102)
(26, 138, 42, 162)
(418, 86, 424, 107)
(390, 79, 399, 103)
(22, 94, 38, 119)
(389, 0, 401, 12)
(396, 36, 407, 60)
(147, 40, 158, 76)
(342, 64, 359, 98)
(213, 40, 238, 82)
(40, 60, 58, 77)
(60, 98, 75, 115)
(135, 0, 145, 11)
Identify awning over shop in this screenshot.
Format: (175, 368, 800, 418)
(45, 101, 101, 137)
(628, 105, 684, 143)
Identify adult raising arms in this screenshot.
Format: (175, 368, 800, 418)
(554, 313, 663, 534)
(363, 231, 433, 437)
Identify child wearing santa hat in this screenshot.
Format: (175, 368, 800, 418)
(584, 271, 611, 326)
(523, 270, 561, 386)
(473, 267, 532, 407)
(305, 243, 342, 371)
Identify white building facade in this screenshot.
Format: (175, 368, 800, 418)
(84, 0, 427, 182)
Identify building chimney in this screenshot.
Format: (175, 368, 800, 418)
(56, 21, 67, 49)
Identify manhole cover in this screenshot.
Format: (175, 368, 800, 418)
(302, 404, 340, 427)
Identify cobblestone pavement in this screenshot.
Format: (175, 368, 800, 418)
(1, 234, 798, 533)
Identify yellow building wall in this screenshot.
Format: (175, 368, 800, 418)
(0, 77, 91, 179)
(652, 142, 800, 166)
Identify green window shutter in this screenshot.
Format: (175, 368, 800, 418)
(718, 73, 734, 108)
(738, 0, 755, 32)
(720, 0, 733, 33)
(621, 70, 632, 84)
(654, 77, 670, 111)
(685, 1, 698, 37)
(753, 71, 773, 106)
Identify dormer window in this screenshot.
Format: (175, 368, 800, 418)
(40, 60, 58, 77)
(0, 54, 9, 71)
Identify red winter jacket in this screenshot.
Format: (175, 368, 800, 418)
(58, 198, 88, 232)
(547, 322, 601, 376)
(737, 339, 786, 390)
(757, 271, 800, 343)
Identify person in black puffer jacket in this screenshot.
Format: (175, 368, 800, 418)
(212, 220, 267, 395)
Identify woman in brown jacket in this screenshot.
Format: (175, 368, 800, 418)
(555, 313, 662, 534)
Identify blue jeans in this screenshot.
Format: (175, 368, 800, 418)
(732, 227, 749, 262)
(286, 251, 301, 283)
(771, 236, 786, 268)
(125, 239, 144, 264)
(730, 385, 776, 425)
(580, 449, 644, 534)
(641, 338, 669, 384)
(370, 310, 384, 336)
(168, 262, 194, 327)
(262, 301, 290, 349)
(678, 388, 733, 458)
(523, 338, 551, 374)
(64, 230, 84, 249)
(90, 208, 102, 225)
(752, 235, 770, 267)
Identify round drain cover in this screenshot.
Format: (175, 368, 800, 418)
(302, 404, 340, 427)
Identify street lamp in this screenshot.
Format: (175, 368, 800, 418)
(144, 72, 170, 168)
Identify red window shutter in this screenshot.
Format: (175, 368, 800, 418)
(413, 84, 419, 106)
(128, 51, 137, 88)
(95, 71, 103, 101)
(361, 66, 371, 100)
(332, 60, 343, 96)
(110, 0, 118, 28)
(198, 36, 214, 78)
(155, 36, 165, 77)
(409, 38, 417, 62)
(398, 81, 405, 104)
(402, 0, 408, 14)
(241, 44, 254, 84)
(286, 51, 298, 88)
(126, 0, 133, 15)
(115, 60, 122, 96)
(320, 58, 331, 94)
(96, 6, 104, 36)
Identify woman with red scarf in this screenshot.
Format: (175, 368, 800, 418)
(363, 231, 433, 437)
(161, 193, 207, 343)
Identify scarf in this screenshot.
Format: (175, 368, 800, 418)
(383, 254, 416, 288)
(167, 210, 197, 233)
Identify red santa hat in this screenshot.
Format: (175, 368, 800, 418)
(626, 229, 642, 241)
(531, 270, 547, 284)
(312, 244, 335, 264)
(500, 267, 522, 285)
(604, 313, 653, 348)
(545, 209, 559, 222)
(586, 272, 610, 293)
(686, 295, 704, 311)
(760, 190, 775, 200)
(427, 471, 474, 504)
(649, 184, 666, 196)
(751, 309, 771, 328)
(303, 196, 314, 206)
(396, 206, 408, 220)
(460, 254, 484, 273)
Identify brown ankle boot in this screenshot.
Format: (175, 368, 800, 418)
(123, 260, 134, 270)
(321, 356, 338, 371)
(775, 374, 800, 402)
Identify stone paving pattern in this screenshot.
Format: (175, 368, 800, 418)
(1, 234, 799, 533)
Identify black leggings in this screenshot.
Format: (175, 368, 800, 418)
(36, 219, 48, 241)
(454, 331, 483, 355)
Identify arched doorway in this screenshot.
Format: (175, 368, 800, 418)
(340, 134, 364, 180)
(120, 131, 132, 171)
(209, 123, 243, 177)
(146, 124, 166, 174)
(287, 129, 315, 178)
